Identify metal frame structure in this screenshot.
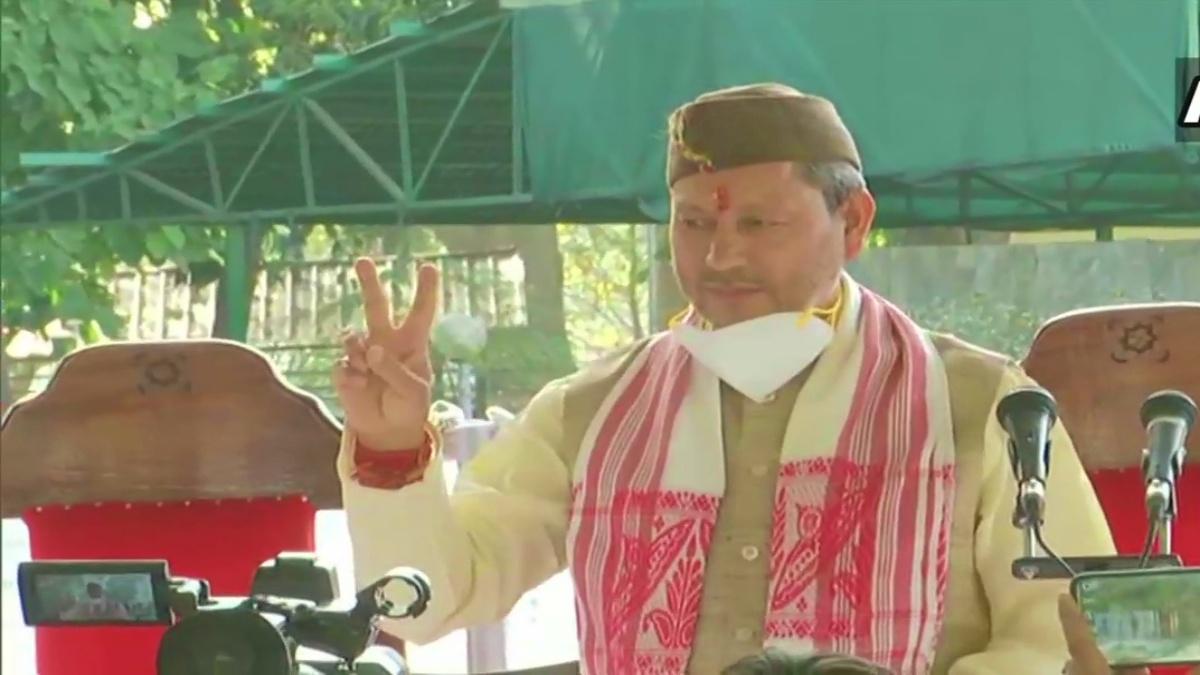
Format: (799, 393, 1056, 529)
(1, 5, 532, 230)
(2, 0, 1196, 233)
(1, 0, 1197, 343)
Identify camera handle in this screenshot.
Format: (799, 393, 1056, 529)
(286, 567, 432, 668)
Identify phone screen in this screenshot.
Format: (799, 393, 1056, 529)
(1073, 568, 1200, 667)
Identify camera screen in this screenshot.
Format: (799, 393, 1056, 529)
(18, 561, 172, 626)
(1075, 568, 1200, 667)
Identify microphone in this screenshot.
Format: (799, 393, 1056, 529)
(997, 386, 1058, 527)
(1141, 390, 1197, 521)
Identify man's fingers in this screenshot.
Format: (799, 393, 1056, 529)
(399, 263, 441, 339)
(1058, 594, 1111, 674)
(366, 344, 430, 392)
(355, 257, 394, 337)
(343, 331, 368, 372)
(333, 358, 368, 391)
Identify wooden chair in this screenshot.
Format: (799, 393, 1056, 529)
(1023, 302, 1200, 565)
(0, 339, 343, 675)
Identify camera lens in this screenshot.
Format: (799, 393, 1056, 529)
(158, 609, 292, 675)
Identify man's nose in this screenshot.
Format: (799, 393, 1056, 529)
(704, 223, 747, 272)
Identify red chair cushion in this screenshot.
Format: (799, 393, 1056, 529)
(25, 495, 316, 675)
(1087, 468, 1200, 565)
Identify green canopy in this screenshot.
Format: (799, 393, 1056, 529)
(2, 0, 1196, 231)
(520, 0, 1199, 227)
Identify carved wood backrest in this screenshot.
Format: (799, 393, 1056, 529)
(0, 340, 343, 517)
(1022, 303, 1200, 470)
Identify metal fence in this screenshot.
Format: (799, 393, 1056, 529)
(5, 249, 528, 415)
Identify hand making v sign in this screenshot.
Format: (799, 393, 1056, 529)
(333, 258, 441, 451)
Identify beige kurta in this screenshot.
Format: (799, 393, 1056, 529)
(337, 327, 1115, 674)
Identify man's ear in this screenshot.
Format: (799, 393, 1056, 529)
(841, 188, 877, 261)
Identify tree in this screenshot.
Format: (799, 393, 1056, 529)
(558, 223, 650, 361)
(1, 0, 228, 345)
(0, 0, 417, 346)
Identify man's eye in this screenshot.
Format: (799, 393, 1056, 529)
(681, 217, 709, 229)
(740, 217, 765, 228)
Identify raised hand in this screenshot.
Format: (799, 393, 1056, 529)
(333, 258, 440, 450)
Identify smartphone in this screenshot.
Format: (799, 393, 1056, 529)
(17, 560, 174, 626)
(1070, 567, 1200, 668)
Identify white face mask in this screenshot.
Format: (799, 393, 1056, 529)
(673, 311, 835, 403)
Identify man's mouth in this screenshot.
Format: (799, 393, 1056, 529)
(702, 285, 764, 298)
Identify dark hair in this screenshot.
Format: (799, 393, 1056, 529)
(85, 582, 104, 598)
(721, 648, 893, 675)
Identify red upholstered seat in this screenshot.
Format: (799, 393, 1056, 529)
(1024, 303, 1200, 675)
(24, 497, 315, 674)
(1084, 469, 1200, 566)
(1, 340, 344, 675)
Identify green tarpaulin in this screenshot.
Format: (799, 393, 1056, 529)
(1, 0, 1195, 230)
(516, 0, 1195, 220)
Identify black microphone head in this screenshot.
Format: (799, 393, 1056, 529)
(1140, 390, 1198, 429)
(996, 386, 1058, 431)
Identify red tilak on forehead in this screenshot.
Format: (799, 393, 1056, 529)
(714, 185, 730, 212)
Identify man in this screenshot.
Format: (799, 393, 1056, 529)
(333, 84, 1116, 674)
(60, 581, 131, 621)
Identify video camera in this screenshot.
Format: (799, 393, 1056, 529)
(17, 552, 431, 674)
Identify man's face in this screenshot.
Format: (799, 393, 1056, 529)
(669, 161, 873, 328)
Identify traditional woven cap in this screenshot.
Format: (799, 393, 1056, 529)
(667, 83, 862, 185)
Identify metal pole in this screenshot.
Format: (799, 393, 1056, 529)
(646, 223, 660, 330)
(1024, 527, 1038, 559)
(222, 224, 255, 342)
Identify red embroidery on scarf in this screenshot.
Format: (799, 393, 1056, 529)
(571, 488, 718, 674)
(766, 458, 956, 667)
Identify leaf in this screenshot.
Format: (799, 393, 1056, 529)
(160, 13, 214, 59)
(145, 230, 171, 260)
(158, 225, 185, 250)
(19, 108, 45, 133)
(92, 305, 126, 339)
(105, 227, 146, 266)
(112, 3, 136, 33)
(49, 20, 91, 54)
(19, 22, 46, 54)
(49, 228, 88, 255)
(86, 14, 121, 53)
(197, 54, 239, 83)
(55, 69, 92, 109)
(59, 283, 92, 318)
(17, 56, 50, 97)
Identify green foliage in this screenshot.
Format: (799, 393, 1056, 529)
(0, 0, 236, 183)
(0, 224, 224, 346)
(558, 223, 650, 361)
(0, 0, 419, 345)
(461, 326, 575, 411)
(905, 293, 1044, 359)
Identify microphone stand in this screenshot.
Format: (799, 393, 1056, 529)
(1001, 388, 1186, 581)
(1139, 390, 1196, 564)
(1142, 438, 1184, 561)
(1012, 479, 1045, 560)
(1146, 477, 1176, 557)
